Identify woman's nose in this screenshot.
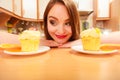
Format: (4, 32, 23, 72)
(57, 25, 65, 34)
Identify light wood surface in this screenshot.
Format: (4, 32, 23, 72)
(0, 48, 120, 80)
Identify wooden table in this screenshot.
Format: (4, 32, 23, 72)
(0, 48, 120, 80)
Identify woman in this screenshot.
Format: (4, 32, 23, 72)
(42, 0, 120, 47)
(41, 0, 82, 47)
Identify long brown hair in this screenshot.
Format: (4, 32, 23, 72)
(44, 0, 80, 41)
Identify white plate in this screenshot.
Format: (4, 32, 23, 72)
(71, 45, 118, 54)
(4, 46, 50, 55)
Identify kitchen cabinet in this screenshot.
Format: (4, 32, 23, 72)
(78, 0, 93, 12)
(103, 0, 120, 31)
(14, 0, 21, 16)
(22, 0, 37, 19)
(73, 0, 93, 16)
(95, 0, 111, 20)
(22, 0, 49, 20)
(0, 0, 13, 12)
(0, 0, 49, 21)
(22, 0, 50, 20)
(93, 0, 120, 31)
(38, 0, 49, 19)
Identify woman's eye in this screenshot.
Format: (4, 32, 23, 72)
(65, 22, 71, 26)
(49, 20, 57, 26)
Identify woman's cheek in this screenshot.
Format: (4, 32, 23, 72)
(48, 26, 56, 33)
(65, 27, 72, 34)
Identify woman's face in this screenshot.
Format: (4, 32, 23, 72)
(47, 3, 72, 44)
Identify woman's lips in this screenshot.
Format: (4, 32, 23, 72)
(56, 35, 67, 39)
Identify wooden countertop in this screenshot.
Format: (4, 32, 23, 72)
(0, 48, 120, 80)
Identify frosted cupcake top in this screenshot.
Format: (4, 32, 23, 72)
(80, 28, 101, 38)
(19, 30, 40, 40)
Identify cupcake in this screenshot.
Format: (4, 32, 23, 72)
(19, 30, 40, 52)
(80, 28, 101, 51)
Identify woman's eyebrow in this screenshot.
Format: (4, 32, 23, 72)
(48, 16, 58, 20)
(48, 16, 70, 21)
(65, 19, 70, 22)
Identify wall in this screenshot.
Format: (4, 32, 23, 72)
(102, 0, 120, 31)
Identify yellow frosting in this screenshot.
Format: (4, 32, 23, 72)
(80, 28, 101, 38)
(19, 30, 40, 40)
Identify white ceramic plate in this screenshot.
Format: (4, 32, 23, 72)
(4, 46, 50, 55)
(71, 45, 118, 54)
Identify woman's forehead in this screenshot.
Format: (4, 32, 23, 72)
(48, 3, 70, 21)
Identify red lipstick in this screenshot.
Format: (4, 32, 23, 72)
(56, 35, 67, 39)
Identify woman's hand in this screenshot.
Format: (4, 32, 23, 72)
(40, 38, 82, 48)
(58, 39, 82, 48)
(40, 39, 62, 47)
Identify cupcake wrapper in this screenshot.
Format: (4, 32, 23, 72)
(20, 39, 40, 52)
(82, 37, 100, 51)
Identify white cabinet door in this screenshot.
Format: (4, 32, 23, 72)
(78, 0, 93, 11)
(73, 0, 93, 11)
(0, 0, 13, 12)
(97, 0, 110, 19)
(22, 0, 37, 19)
(13, 0, 21, 16)
(38, 0, 50, 19)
